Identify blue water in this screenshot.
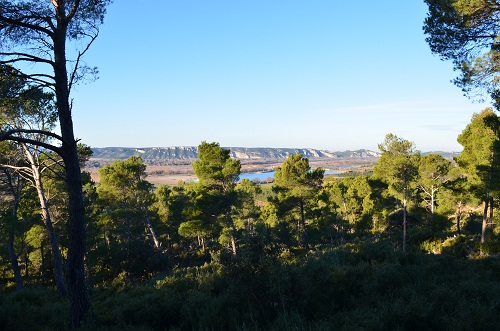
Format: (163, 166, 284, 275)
(239, 171, 275, 182)
(239, 170, 341, 182)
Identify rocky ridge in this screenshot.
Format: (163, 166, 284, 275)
(90, 147, 381, 163)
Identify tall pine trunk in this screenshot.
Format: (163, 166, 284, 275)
(53, 24, 92, 327)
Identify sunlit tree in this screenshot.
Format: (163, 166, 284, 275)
(0, 1, 112, 325)
(455, 108, 500, 243)
(373, 134, 420, 251)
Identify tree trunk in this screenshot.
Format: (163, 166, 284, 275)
(126, 217, 131, 275)
(144, 215, 161, 250)
(299, 199, 309, 250)
(456, 202, 462, 235)
(64, 147, 92, 328)
(24, 251, 29, 279)
(225, 212, 237, 256)
(41, 242, 46, 285)
(51, 13, 93, 327)
(5, 177, 23, 290)
(26, 147, 67, 296)
(489, 197, 494, 229)
(403, 196, 407, 252)
(231, 235, 237, 256)
(7, 232, 23, 290)
(481, 198, 489, 243)
(430, 188, 435, 224)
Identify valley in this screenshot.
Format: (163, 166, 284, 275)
(85, 147, 380, 185)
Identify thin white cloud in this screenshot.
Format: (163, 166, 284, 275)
(322, 99, 483, 115)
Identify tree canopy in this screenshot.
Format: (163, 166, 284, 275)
(424, 0, 500, 108)
(456, 108, 500, 242)
(374, 133, 420, 251)
(0, 1, 112, 327)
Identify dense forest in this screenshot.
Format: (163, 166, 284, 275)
(1, 1, 500, 330)
(1, 131, 500, 330)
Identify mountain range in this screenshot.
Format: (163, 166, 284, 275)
(90, 147, 381, 163)
(90, 147, 459, 164)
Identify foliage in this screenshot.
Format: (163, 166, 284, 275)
(270, 154, 324, 250)
(1, 133, 500, 330)
(185, 142, 242, 255)
(456, 108, 500, 243)
(94, 156, 163, 281)
(424, 0, 500, 108)
(1, 248, 499, 330)
(373, 133, 420, 251)
(416, 153, 454, 223)
(0, 1, 113, 326)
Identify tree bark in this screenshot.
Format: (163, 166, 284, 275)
(231, 235, 237, 256)
(4, 172, 23, 290)
(403, 196, 407, 252)
(7, 232, 23, 290)
(53, 21, 92, 328)
(25, 145, 67, 296)
(430, 187, 435, 224)
(144, 215, 161, 250)
(481, 198, 489, 243)
(299, 199, 309, 251)
(64, 145, 92, 328)
(489, 197, 494, 229)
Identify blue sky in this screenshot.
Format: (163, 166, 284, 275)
(70, 1, 488, 152)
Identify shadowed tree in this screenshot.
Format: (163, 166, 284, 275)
(191, 141, 241, 255)
(373, 134, 420, 252)
(0, 1, 112, 327)
(153, 183, 189, 252)
(439, 166, 476, 235)
(321, 176, 374, 238)
(97, 156, 161, 278)
(0, 66, 67, 296)
(0, 142, 25, 290)
(455, 108, 500, 243)
(417, 154, 453, 225)
(233, 179, 262, 239)
(272, 154, 324, 251)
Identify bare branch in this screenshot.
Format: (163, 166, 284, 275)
(69, 31, 98, 93)
(0, 128, 63, 143)
(0, 13, 53, 37)
(0, 51, 55, 66)
(0, 164, 35, 186)
(0, 131, 63, 155)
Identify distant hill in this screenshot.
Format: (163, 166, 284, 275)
(422, 151, 460, 159)
(90, 147, 381, 164)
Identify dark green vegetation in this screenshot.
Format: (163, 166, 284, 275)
(0, 1, 112, 327)
(424, 0, 500, 109)
(1, 247, 499, 331)
(1, 1, 500, 329)
(1, 132, 500, 330)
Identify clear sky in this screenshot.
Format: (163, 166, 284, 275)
(70, 1, 489, 152)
